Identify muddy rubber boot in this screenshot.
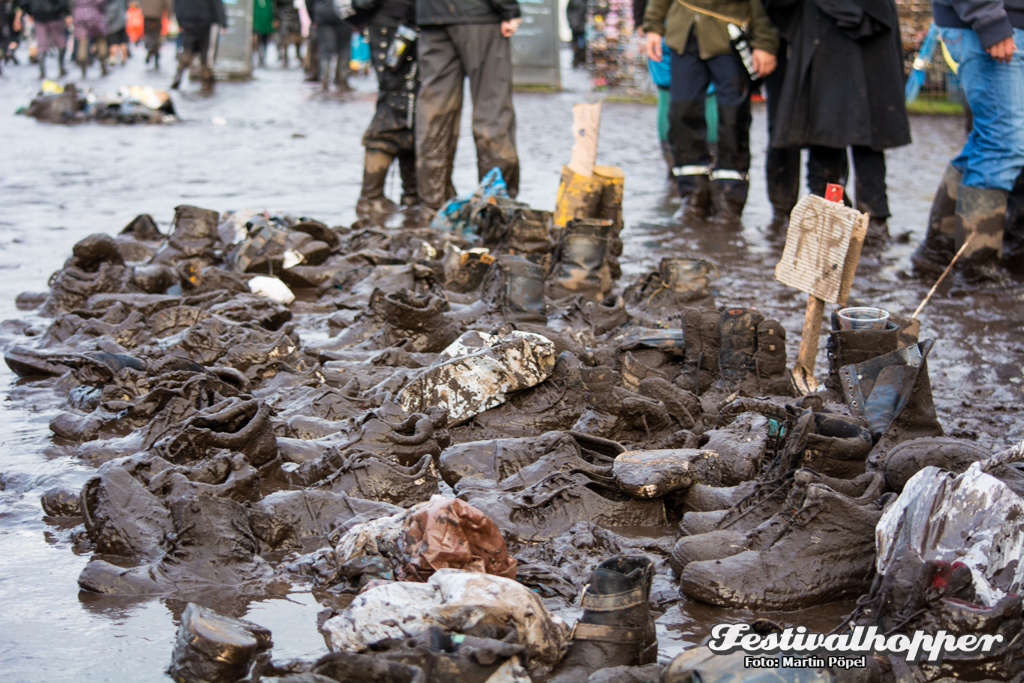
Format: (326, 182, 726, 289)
(824, 311, 899, 399)
(681, 483, 888, 610)
(39, 59, 46, 79)
(701, 307, 763, 410)
(625, 258, 716, 317)
(171, 50, 192, 89)
(912, 164, 961, 276)
(355, 149, 398, 220)
(673, 170, 712, 223)
(709, 174, 749, 225)
(552, 556, 657, 681)
(397, 151, 419, 207)
(953, 184, 1012, 288)
(547, 218, 613, 301)
(486, 254, 547, 322)
(660, 139, 674, 180)
(199, 63, 214, 95)
(675, 307, 721, 395)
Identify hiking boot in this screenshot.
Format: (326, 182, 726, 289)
(879, 436, 989, 493)
(547, 219, 614, 301)
(839, 340, 943, 454)
(484, 254, 547, 322)
(299, 451, 439, 507)
(464, 472, 667, 542)
(824, 310, 899, 398)
(701, 307, 764, 409)
(330, 288, 390, 348)
(753, 318, 793, 396)
(675, 307, 720, 394)
(709, 174, 749, 225)
(612, 448, 722, 499)
(680, 479, 757, 512)
(442, 245, 494, 294)
(552, 555, 657, 681)
(680, 483, 889, 609)
(623, 258, 716, 318)
(349, 409, 450, 468)
(439, 430, 620, 488)
(150, 398, 278, 467)
(800, 412, 873, 479)
(363, 291, 463, 353)
(953, 184, 1013, 288)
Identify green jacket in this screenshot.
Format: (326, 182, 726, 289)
(643, 0, 778, 60)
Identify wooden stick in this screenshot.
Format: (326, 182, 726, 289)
(911, 235, 974, 320)
(792, 295, 826, 393)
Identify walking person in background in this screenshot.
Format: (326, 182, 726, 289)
(105, 0, 129, 65)
(72, 0, 110, 77)
(171, 0, 225, 94)
(764, 0, 910, 245)
(567, 0, 586, 68)
(644, 0, 778, 223)
(141, 0, 169, 67)
(415, 0, 522, 211)
(911, 0, 1024, 284)
(15, 0, 70, 77)
(275, 0, 301, 66)
(309, 0, 352, 91)
(252, 0, 273, 66)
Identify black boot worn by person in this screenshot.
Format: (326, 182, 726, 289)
(912, 164, 961, 275)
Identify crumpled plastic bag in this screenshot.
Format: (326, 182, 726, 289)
(876, 461, 1024, 607)
(320, 568, 569, 673)
(398, 331, 557, 425)
(402, 497, 517, 581)
(432, 167, 511, 235)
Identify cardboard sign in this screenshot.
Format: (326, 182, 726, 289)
(774, 194, 868, 305)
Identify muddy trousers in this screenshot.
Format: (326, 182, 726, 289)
(317, 22, 351, 86)
(76, 35, 108, 71)
(415, 23, 519, 209)
(764, 39, 800, 219)
(668, 32, 750, 206)
(174, 22, 214, 90)
(808, 145, 890, 219)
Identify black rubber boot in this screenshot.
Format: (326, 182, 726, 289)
(824, 311, 899, 398)
(709, 175, 749, 225)
(552, 555, 657, 681)
(954, 184, 1012, 288)
(355, 149, 398, 220)
(397, 151, 418, 207)
(171, 50, 192, 89)
(673, 171, 712, 223)
(912, 165, 961, 275)
(199, 63, 214, 95)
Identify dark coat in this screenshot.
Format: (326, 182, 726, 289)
(174, 0, 225, 25)
(567, 0, 586, 33)
(417, 0, 519, 26)
(766, 0, 911, 151)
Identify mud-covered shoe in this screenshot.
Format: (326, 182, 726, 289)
(442, 245, 495, 294)
(552, 555, 657, 681)
(362, 291, 463, 353)
(680, 482, 888, 610)
(675, 308, 720, 394)
(169, 604, 272, 683)
(912, 165, 961, 276)
(800, 411, 874, 479)
(149, 398, 277, 467)
(288, 451, 439, 507)
(547, 218, 615, 301)
(464, 472, 667, 542)
(439, 430, 621, 488)
(483, 254, 547, 322)
(551, 294, 629, 338)
(454, 441, 617, 497)
(879, 436, 989, 493)
(702, 307, 764, 409)
(824, 310, 899, 398)
(680, 479, 757, 512)
(612, 448, 722, 499)
(752, 319, 794, 396)
(623, 258, 716, 318)
(348, 409, 450, 467)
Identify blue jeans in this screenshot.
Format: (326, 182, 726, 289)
(939, 27, 1024, 191)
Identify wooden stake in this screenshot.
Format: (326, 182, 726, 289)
(792, 295, 826, 393)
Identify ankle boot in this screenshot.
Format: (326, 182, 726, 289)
(800, 412, 874, 479)
(547, 218, 613, 301)
(840, 340, 943, 455)
(954, 184, 1012, 287)
(879, 436, 989, 493)
(676, 307, 720, 395)
(709, 173, 749, 225)
(356, 149, 398, 220)
(364, 291, 462, 353)
(912, 165, 961, 275)
(484, 254, 546, 322)
(553, 555, 657, 680)
(702, 307, 763, 408)
(824, 311, 898, 398)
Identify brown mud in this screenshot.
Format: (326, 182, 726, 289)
(1, 46, 1022, 681)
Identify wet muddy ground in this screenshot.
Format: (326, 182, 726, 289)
(1, 45, 1022, 682)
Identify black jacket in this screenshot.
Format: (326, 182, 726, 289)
(174, 0, 226, 25)
(26, 0, 69, 22)
(417, 0, 519, 26)
(766, 0, 911, 151)
(567, 0, 586, 32)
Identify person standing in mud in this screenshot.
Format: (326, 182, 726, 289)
(643, 0, 778, 224)
(15, 0, 70, 78)
(71, 0, 110, 77)
(763, 0, 910, 245)
(141, 0, 169, 67)
(912, 0, 1024, 285)
(309, 0, 353, 91)
(171, 0, 225, 93)
(414, 0, 522, 211)
(351, 0, 420, 218)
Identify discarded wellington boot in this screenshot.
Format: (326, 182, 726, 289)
(952, 184, 1012, 289)
(709, 174, 749, 225)
(912, 167, 961, 276)
(438, 430, 620, 488)
(613, 448, 723, 499)
(839, 340, 943, 453)
(623, 258, 716, 317)
(681, 483, 888, 609)
(442, 245, 494, 294)
(551, 555, 657, 681)
(824, 310, 898, 398)
(465, 472, 667, 542)
(879, 436, 989, 493)
(362, 291, 463, 353)
(483, 254, 547, 322)
(168, 603, 272, 683)
(702, 307, 764, 409)
(546, 218, 614, 301)
(674, 307, 720, 394)
(310, 451, 439, 507)
(552, 294, 629, 337)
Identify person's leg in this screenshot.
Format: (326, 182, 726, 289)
(194, 25, 213, 92)
(415, 25, 466, 209)
(76, 34, 89, 76)
(705, 46, 750, 221)
(657, 85, 672, 177)
(668, 31, 712, 213)
(317, 23, 337, 90)
(452, 23, 519, 197)
(764, 39, 800, 228)
(807, 145, 849, 197)
(335, 23, 352, 89)
(851, 146, 890, 246)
